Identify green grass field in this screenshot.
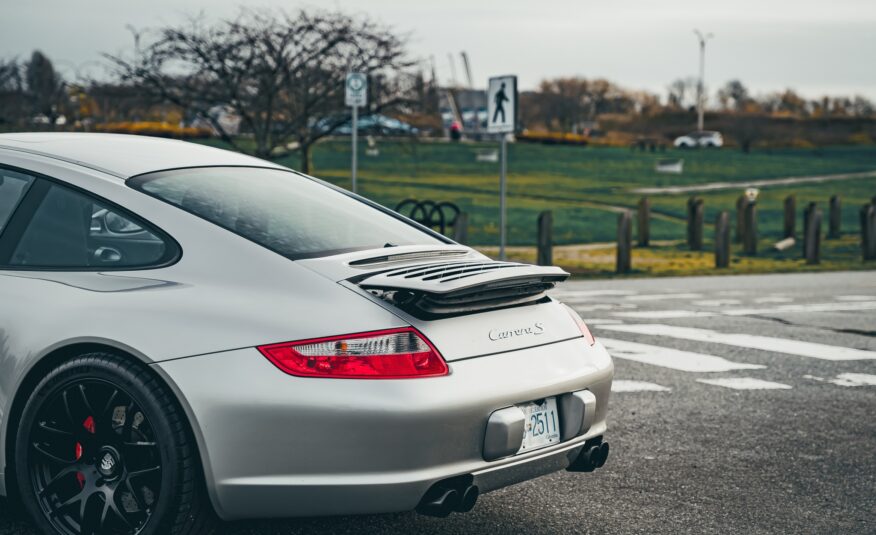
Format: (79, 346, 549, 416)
(262, 140, 875, 246)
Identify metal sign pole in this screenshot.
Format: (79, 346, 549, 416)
(346, 72, 366, 194)
(499, 135, 507, 260)
(351, 105, 358, 193)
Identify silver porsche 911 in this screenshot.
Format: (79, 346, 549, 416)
(0, 133, 613, 535)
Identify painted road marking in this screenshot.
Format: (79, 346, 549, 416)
(600, 338, 765, 373)
(692, 299, 742, 307)
(835, 295, 876, 301)
(753, 296, 794, 304)
(625, 293, 703, 301)
(612, 380, 671, 393)
(567, 303, 637, 312)
(552, 289, 637, 298)
(697, 378, 792, 390)
(582, 318, 624, 325)
(612, 301, 876, 319)
(599, 324, 876, 361)
(723, 301, 876, 315)
(803, 373, 876, 387)
(613, 310, 716, 319)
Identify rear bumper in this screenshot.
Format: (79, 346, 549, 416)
(156, 338, 613, 520)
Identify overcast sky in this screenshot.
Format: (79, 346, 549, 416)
(3, 0, 875, 101)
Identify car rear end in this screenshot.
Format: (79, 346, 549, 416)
(156, 246, 613, 519)
(130, 166, 613, 520)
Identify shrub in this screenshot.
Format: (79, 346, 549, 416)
(94, 121, 213, 139)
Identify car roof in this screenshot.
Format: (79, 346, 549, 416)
(0, 132, 284, 179)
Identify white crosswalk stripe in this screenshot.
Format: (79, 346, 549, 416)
(611, 300, 876, 319)
(611, 380, 671, 393)
(599, 338, 765, 373)
(624, 293, 703, 302)
(696, 378, 793, 390)
(612, 310, 714, 319)
(598, 324, 876, 361)
(803, 373, 876, 387)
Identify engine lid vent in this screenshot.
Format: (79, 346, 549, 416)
(355, 261, 569, 318)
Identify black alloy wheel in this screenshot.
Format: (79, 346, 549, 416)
(15, 353, 216, 535)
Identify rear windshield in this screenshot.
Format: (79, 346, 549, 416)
(129, 167, 444, 259)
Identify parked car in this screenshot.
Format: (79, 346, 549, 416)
(0, 133, 613, 535)
(673, 130, 724, 148)
(316, 113, 418, 136)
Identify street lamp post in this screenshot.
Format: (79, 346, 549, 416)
(694, 29, 714, 132)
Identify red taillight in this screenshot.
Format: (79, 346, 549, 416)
(561, 304, 596, 346)
(257, 327, 449, 379)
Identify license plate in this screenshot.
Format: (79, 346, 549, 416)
(517, 397, 561, 453)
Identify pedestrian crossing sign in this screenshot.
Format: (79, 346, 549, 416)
(487, 75, 517, 134)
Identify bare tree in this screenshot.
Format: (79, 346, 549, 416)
(25, 51, 64, 123)
(0, 58, 25, 125)
(666, 77, 698, 110)
(108, 9, 414, 172)
(850, 95, 875, 118)
(717, 80, 750, 112)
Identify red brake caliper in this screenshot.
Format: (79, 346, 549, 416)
(75, 416, 96, 488)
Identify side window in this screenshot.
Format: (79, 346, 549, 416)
(0, 169, 34, 234)
(5, 179, 176, 269)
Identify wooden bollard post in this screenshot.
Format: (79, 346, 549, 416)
(783, 195, 796, 239)
(616, 210, 632, 274)
(452, 212, 469, 244)
(802, 202, 816, 259)
(743, 201, 758, 255)
(735, 195, 748, 243)
(862, 203, 876, 261)
(690, 198, 704, 251)
(715, 211, 730, 268)
(637, 197, 650, 247)
(828, 195, 841, 239)
(805, 206, 822, 264)
(536, 211, 553, 266)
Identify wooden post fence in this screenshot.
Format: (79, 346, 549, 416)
(452, 212, 469, 244)
(828, 195, 841, 239)
(715, 211, 730, 268)
(687, 197, 704, 251)
(735, 195, 748, 243)
(862, 203, 876, 261)
(637, 197, 650, 247)
(616, 210, 632, 274)
(536, 211, 553, 266)
(803, 202, 816, 259)
(743, 201, 758, 255)
(783, 195, 796, 239)
(804, 205, 822, 264)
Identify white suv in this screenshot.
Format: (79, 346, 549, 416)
(674, 131, 723, 148)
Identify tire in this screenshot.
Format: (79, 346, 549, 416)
(14, 352, 217, 535)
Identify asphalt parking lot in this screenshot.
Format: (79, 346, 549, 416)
(2, 270, 874, 534)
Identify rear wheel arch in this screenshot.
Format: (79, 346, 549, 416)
(2, 342, 219, 522)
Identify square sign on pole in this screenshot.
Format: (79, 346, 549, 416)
(345, 72, 368, 107)
(345, 72, 367, 193)
(487, 75, 517, 260)
(487, 75, 517, 134)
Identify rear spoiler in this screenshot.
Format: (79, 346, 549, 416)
(355, 261, 569, 318)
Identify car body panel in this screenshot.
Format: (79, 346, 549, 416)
(0, 132, 282, 179)
(156, 338, 612, 519)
